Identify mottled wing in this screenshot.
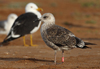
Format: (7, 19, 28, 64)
(46, 25, 76, 48)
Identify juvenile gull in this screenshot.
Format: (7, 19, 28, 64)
(0, 3, 43, 46)
(0, 13, 17, 34)
(40, 13, 90, 64)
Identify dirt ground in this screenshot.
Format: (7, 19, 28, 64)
(0, 0, 100, 69)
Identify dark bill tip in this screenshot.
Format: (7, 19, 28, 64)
(33, 19, 41, 22)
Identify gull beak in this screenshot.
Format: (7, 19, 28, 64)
(33, 19, 41, 22)
(37, 8, 43, 12)
(37, 19, 41, 21)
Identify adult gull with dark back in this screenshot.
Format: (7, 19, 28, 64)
(0, 3, 43, 46)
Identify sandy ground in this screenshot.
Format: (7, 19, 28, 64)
(0, 0, 100, 69)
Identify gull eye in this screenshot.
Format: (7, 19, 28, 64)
(43, 16, 48, 19)
(11, 16, 14, 19)
(31, 6, 33, 8)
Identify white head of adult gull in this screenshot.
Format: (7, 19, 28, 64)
(25, 3, 42, 18)
(0, 13, 17, 34)
(40, 13, 90, 64)
(0, 3, 43, 46)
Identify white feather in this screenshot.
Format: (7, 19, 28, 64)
(0, 13, 18, 35)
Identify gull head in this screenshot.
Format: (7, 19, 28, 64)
(40, 13, 55, 24)
(25, 3, 43, 13)
(7, 13, 18, 23)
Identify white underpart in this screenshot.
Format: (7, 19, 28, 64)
(25, 3, 42, 34)
(30, 14, 41, 33)
(30, 21, 41, 33)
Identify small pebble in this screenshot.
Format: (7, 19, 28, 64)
(4, 52, 9, 55)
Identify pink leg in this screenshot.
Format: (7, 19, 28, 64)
(54, 50, 57, 64)
(62, 50, 64, 63)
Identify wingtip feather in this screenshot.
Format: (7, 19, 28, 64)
(85, 42, 96, 45)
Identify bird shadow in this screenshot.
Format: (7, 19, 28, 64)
(0, 57, 54, 62)
(63, 22, 98, 29)
(81, 38, 100, 45)
(81, 38, 100, 40)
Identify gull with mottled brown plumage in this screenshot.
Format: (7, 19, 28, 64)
(40, 13, 91, 64)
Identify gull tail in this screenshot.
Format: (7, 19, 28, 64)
(0, 30, 22, 46)
(85, 42, 96, 45)
(0, 37, 15, 46)
(0, 36, 21, 46)
(81, 42, 96, 49)
(75, 37, 91, 49)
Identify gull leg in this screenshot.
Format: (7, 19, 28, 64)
(30, 34, 37, 46)
(23, 36, 29, 46)
(54, 50, 57, 64)
(62, 50, 64, 63)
